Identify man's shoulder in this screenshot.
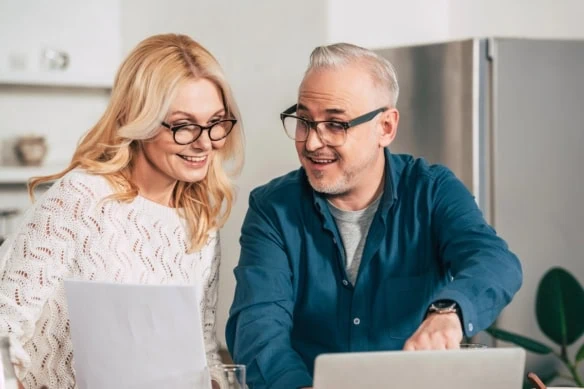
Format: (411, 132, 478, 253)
(391, 153, 454, 185)
(250, 167, 306, 203)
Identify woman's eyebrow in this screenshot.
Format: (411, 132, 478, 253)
(167, 108, 226, 122)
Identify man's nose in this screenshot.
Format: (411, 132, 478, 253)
(304, 125, 325, 151)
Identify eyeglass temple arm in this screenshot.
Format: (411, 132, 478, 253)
(282, 104, 297, 115)
(347, 107, 388, 128)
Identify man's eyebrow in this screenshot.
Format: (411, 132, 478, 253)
(297, 104, 347, 116)
(324, 108, 346, 115)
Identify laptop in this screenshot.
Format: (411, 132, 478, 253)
(313, 348, 526, 389)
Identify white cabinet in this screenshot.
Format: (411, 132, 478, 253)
(0, 0, 121, 88)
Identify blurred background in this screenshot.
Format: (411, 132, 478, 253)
(1, 0, 583, 383)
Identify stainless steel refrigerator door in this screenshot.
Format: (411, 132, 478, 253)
(375, 40, 478, 195)
(491, 38, 584, 372)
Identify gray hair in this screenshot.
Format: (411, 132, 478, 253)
(306, 42, 399, 107)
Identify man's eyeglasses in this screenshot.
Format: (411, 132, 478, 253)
(280, 104, 387, 147)
(161, 119, 237, 145)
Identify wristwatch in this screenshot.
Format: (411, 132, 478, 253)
(427, 300, 458, 315)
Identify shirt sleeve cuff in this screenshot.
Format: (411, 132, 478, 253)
(269, 369, 313, 389)
(431, 289, 477, 337)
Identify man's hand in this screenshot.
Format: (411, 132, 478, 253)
(403, 312, 463, 350)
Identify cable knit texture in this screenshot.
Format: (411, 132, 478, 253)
(0, 169, 221, 388)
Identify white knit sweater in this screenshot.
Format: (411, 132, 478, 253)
(0, 170, 221, 389)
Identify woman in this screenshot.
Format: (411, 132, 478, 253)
(0, 33, 244, 388)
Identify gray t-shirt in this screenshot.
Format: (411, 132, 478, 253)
(327, 194, 382, 284)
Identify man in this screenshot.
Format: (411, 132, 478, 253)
(226, 43, 522, 389)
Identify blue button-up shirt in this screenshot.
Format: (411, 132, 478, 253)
(226, 149, 522, 389)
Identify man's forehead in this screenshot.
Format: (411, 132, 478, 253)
(298, 67, 376, 113)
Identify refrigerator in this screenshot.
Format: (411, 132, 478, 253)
(376, 38, 584, 375)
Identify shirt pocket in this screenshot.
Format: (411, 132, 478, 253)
(382, 272, 434, 339)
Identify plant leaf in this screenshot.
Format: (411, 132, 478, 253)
(536, 267, 584, 346)
(577, 343, 584, 364)
(540, 371, 559, 385)
(486, 327, 553, 354)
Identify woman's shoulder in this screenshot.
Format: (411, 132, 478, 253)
(50, 168, 113, 198)
(60, 168, 111, 189)
(11, 170, 113, 236)
(34, 169, 114, 213)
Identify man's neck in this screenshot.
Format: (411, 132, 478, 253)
(326, 156, 386, 211)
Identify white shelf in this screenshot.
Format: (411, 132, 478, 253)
(0, 164, 68, 184)
(0, 74, 112, 90)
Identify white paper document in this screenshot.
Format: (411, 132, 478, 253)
(64, 280, 211, 389)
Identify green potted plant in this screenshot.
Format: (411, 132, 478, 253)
(486, 267, 584, 387)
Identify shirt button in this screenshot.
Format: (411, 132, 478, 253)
(353, 317, 361, 325)
(468, 322, 474, 332)
(342, 279, 349, 286)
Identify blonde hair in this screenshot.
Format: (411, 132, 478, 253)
(29, 33, 245, 252)
(306, 42, 399, 107)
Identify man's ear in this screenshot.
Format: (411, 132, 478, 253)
(379, 108, 399, 147)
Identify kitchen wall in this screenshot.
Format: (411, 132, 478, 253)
(327, 0, 451, 48)
(327, 0, 584, 47)
(1, 0, 583, 370)
(448, 0, 584, 40)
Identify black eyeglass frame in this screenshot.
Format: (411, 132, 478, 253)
(279, 104, 388, 145)
(161, 118, 237, 145)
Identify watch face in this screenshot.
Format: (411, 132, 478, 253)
(433, 300, 456, 309)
